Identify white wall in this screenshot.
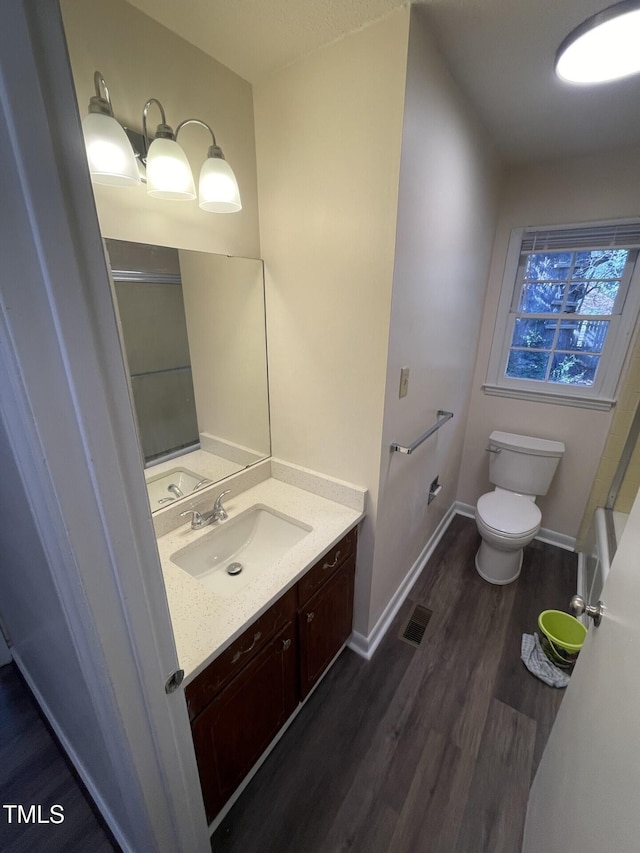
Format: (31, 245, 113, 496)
(254, 7, 499, 637)
(458, 146, 640, 539)
(253, 10, 410, 634)
(61, 0, 260, 258)
(0, 417, 123, 815)
(179, 251, 270, 457)
(370, 7, 499, 633)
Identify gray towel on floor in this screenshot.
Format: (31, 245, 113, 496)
(521, 632, 570, 688)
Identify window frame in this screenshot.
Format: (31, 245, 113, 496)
(484, 224, 640, 410)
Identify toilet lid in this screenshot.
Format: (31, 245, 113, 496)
(477, 491, 541, 536)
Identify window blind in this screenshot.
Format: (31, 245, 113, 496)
(520, 222, 640, 253)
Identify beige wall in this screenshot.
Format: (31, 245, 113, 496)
(179, 252, 270, 458)
(254, 7, 500, 636)
(369, 8, 499, 632)
(61, 0, 260, 258)
(253, 10, 410, 633)
(458, 146, 640, 539)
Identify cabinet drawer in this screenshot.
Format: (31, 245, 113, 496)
(185, 586, 297, 721)
(297, 527, 356, 606)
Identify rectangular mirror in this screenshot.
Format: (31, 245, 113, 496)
(105, 239, 270, 512)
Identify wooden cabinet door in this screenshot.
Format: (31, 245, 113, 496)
(298, 556, 355, 699)
(191, 621, 299, 822)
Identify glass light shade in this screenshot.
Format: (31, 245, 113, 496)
(556, 4, 640, 83)
(82, 112, 140, 186)
(198, 157, 242, 213)
(146, 137, 196, 200)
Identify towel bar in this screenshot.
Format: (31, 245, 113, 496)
(391, 410, 453, 455)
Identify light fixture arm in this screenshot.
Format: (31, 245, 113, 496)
(88, 70, 115, 117)
(142, 98, 175, 156)
(176, 118, 226, 160)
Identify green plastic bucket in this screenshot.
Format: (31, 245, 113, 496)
(538, 610, 587, 670)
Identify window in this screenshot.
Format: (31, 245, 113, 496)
(484, 223, 640, 409)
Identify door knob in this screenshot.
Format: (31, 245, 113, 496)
(570, 595, 604, 627)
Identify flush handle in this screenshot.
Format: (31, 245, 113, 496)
(570, 595, 604, 627)
(485, 445, 501, 454)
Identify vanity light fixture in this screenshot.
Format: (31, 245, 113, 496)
(555, 0, 640, 84)
(175, 119, 242, 213)
(143, 99, 196, 200)
(82, 72, 140, 186)
(82, 71, 241, 212)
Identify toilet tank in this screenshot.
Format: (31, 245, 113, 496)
(487, 430, 564, 496)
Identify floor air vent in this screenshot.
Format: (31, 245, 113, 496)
(399, 604, 432, 648)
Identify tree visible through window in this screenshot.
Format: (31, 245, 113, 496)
(485, 222, 640, 408)
(506, 249, 627, 387)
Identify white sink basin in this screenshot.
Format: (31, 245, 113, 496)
(146, 467, 210, 508)
(170, 504, 312, 597)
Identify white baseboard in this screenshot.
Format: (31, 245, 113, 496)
(347, 501, 458, 661)
(349, 501, 577, 661)
(11, 652, 130, 852)
(456, 501, 576, 551)
(455, 501, 475, 518)
(536, 528, 576, 551)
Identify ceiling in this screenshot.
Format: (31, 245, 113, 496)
(127, 0, 640, 164)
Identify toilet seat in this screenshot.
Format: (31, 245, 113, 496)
(476, 491, 541, 537)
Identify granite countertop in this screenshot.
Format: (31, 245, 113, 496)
(145, 449, 243, 507)
(156, 477, 364, 685)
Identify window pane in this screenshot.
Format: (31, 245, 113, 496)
(549, 353, 599, 386)
(557, 320, 608, 353)
(506, 349, 550, 380)
(572, 281, 620, 315)
(512, 318, 556, 349)
(574, 249, 628, 280)
(524, 252, 572, 281)
(519, 283, 564, 313)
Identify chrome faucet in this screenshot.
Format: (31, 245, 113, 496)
(180, 490, 231, 530)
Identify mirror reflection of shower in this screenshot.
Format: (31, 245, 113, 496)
(107, 240, 199, 464)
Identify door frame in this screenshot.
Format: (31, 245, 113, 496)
(0, 2, 209, 849)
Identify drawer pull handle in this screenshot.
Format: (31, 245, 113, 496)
(322, 550, 341, 571)
(231, 631, 262, 664)
(307, 612, 315, 623)
(281, 638, 292, 651)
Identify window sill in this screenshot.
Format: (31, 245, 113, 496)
(482, 384, 615, 411)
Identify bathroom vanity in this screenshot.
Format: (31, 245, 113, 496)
(103, 238, 366, 825)
(154, 469, 364, 825)
(186, 527, 356, 821)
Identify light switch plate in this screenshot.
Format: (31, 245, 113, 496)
(399, 366, 409, 398)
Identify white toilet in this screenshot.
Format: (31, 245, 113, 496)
(475, 431, 565, 585)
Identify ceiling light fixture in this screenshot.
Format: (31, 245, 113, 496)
(82, 71, 241, 212)
(555, 0, 640, 84)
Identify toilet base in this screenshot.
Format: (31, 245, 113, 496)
(475, 540, 523, 585)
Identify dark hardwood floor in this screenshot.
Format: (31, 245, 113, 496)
(211, 514, 576, 853)
(0, 664, 118, 853)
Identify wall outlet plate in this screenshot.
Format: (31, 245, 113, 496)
(399, 367, 409, 398)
